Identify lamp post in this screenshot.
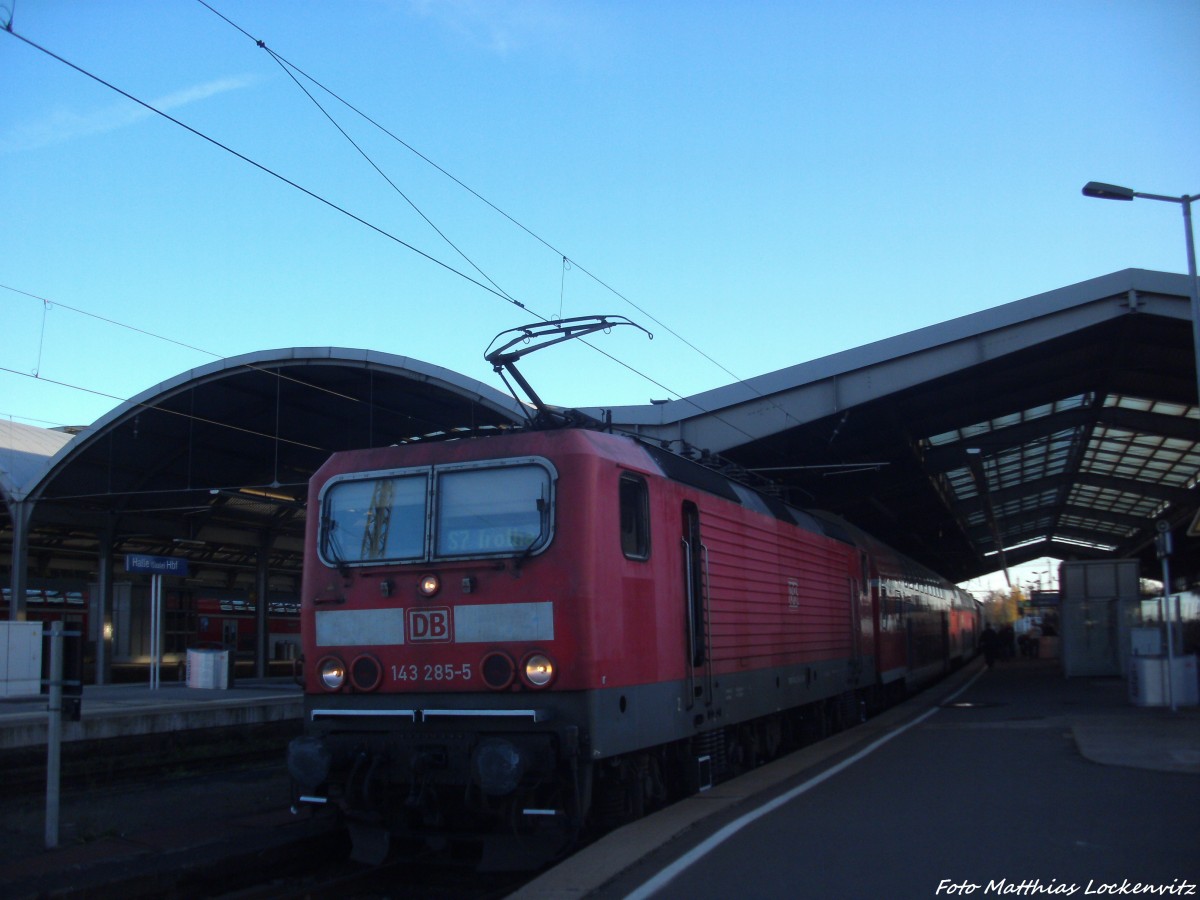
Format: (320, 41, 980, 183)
(1084, 182, 1198, 711)
(1082, 182, 1200, 406)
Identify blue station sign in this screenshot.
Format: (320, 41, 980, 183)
(125, 554, 190, 577)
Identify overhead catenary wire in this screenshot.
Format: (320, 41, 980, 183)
(0, 283, 478, 437)
(3, 283, 367, 405)
(0, 32, 693, 425)
(0, 280, 726, 449)
(194, 1, 790, 409)
(192, 4, 707, 404)
(2, 21, 810, 462)
(198, 0, 521, 309)
(0, 363, 327, 452)
(1, 29, 528, 314)
(261, 42, 522, 308)
(190, 1, 829, 460)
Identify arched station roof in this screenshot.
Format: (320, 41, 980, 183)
(0, 420, 74, 502)
(3, 348, 524, 595)
(2, 269, 1198, 601)
(597, 269, 1199, 585)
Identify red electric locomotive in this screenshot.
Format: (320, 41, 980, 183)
(286, 423, 979, 868)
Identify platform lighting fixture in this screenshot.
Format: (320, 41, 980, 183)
(1081, 181, 1200, 406)
(238, 486, 296, 502)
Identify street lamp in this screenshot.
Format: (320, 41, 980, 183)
(1084, 181, 1199, 712)
(1082, 181, 1200, 406)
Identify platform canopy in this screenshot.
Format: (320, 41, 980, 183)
(594, 268, 1199, 586)
(2, 269, 1198, 609)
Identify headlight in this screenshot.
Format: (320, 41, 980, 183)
(521, 651, 555, 688)
(350, 653, 382, 692)
(418, 573, 440, 597)
(481, 651, 516, 690)
(317, 655, 346, 691)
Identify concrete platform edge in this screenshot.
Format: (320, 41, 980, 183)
(511, 660, 986, 900)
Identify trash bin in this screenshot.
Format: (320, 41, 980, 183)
(1129, 655, 1199, 707)
(186, 647, 230, 689)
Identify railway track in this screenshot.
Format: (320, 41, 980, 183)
(0, 754, 534, 900)
(0, 718, 300, 797)
(213, 852, 531, 899)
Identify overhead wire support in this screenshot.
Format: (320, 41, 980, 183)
(0, 282, 434, 416)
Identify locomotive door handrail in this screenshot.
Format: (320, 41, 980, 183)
(682, 501, 713, 712)
(683, 535, 698, 709)
(700, 540, 714, 705)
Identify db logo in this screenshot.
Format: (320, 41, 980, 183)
(408, 607, 452, 642)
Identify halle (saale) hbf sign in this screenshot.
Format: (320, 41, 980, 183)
(125, 554, 190, 577)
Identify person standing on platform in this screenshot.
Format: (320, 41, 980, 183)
(1027, 621, 1042, 658)
(981, 623, 1000, 669)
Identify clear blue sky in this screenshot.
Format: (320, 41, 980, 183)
(2, 2, 1198, 590)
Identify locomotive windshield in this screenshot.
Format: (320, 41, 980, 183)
(319, 459, 555, 566)
(322, 473, 428, 563)
(435, 465, 549, 557)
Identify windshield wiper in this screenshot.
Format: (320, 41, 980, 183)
(511, 497, 549, 575)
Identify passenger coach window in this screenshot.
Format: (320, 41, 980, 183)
(321, 474, 427, 564)
(436, 464, 552, 557)
(619, 474, 650, 560)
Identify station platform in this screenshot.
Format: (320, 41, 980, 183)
(0, 658, 1196, 899)
(0, 677, 303, 750)
(519, 656, 1200, 899)
(0, 678, 308, 899)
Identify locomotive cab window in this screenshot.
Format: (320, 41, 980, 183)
(320, 473, 428, 565)
(619, 473, 650, 560)
(435, 463, 553, 558)
(317, 457, 555, 567)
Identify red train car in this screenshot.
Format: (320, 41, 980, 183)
(818, 518, 980, 701)
(193, 593, 301, 660)
(287, 426, 978, 868)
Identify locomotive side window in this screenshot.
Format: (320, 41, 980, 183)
(619, 474, 651, 560)
(321, 473, 428, 564)
(435, 464, 552, 558)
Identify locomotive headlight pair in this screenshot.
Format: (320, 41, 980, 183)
(480, 650, 557, 690)
(316, 653, 381, 692)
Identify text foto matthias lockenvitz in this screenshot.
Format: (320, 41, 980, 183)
(936, 879, 1197, 896)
